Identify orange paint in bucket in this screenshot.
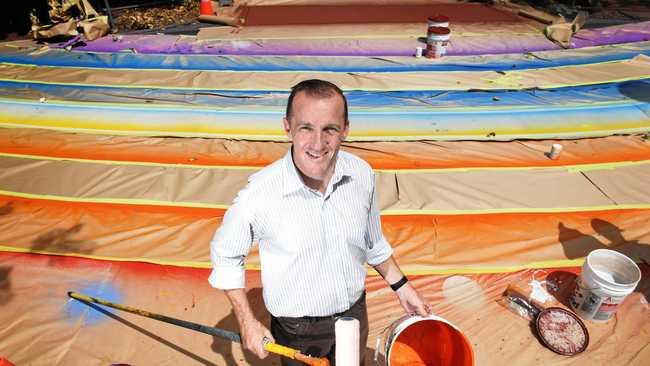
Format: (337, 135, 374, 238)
(376, 315, 474, 366)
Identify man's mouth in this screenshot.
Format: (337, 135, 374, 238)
(306, 151, 327, 160)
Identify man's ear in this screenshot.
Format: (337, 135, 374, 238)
(282, 117, 291, 137)
(340, 121, 350, 141)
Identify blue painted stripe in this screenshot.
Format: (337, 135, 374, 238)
(0, 79, 647, 110)
(2, 42, 650, 72)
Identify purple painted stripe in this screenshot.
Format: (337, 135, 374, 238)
(571, 22, 650, 48)
(59, 21, 650, 56)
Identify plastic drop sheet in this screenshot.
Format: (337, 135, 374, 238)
(0, 252, 648, 365)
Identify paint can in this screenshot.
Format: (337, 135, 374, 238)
(548, 143, 563, 160)
(426, 27, 450, 59)
(374, 314, 474, 366)
(569, 249, 641, 322)
(427, 15, 450, 29)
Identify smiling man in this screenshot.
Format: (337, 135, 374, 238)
(209, 79, 430, 365)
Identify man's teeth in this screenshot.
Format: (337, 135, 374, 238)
(307, 152, 325, 158)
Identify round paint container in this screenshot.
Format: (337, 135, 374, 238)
(569, 249, 641, 322)
(426, 27, 451, 58)
(375, 314, 473, 366)
(427, 15, 450, 29)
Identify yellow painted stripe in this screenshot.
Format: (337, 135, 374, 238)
(0, 189, 229, 210)
(1, 151, 649, 174)
(4, 244, 645, 274)
(0, 94, 637, 113)
(381, 204, 650, 216)
(0, 245, 586, 274)
(0, 245, 213, 269)
(2, 74, 647, 92)
(0, 152, 260, 171)
(0, 122, 290, 141)
(1, 189, 650, 215)
(1, 122, 648, 142)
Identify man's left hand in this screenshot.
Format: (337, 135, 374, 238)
(395, 283, 432, 316)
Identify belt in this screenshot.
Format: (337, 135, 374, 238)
(275, 292, 366, 323)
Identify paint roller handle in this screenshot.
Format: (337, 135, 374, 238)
(68, 292, 328, 366)
(263, 338, 330, 366)
(67, 291, 242, 343)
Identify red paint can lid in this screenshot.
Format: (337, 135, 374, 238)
(427, 26, 451, 35)
(427, 15, 449, 23)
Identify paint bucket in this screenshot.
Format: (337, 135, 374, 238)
(426, 27, 450, 58)
(427, 15, 450, 29)
(375, 314, 474, 366)
(569, 249, 641, 322)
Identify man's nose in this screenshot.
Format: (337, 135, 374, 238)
(310, 130, 326, 150)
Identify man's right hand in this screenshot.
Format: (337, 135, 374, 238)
(240, 316, 275, 359)
(224, 288, 275, 360)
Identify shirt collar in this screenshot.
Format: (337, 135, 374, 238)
(282, 147, 353, 196)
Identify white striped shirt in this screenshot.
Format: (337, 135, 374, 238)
(208, 149, 393, 317)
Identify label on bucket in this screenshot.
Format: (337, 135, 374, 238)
(569, 278, 626, 321)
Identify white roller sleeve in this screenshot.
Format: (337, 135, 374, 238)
(335, 317, 360, 366)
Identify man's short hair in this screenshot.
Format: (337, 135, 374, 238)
(286, 79, 349, 125)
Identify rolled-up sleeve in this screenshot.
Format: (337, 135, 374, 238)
(208, 187, 255, 290)
(365, 177, 393, 266)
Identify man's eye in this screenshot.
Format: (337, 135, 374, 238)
(325, 128, 339, 134)
(299, 126, 312, 131)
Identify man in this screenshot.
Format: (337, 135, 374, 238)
(209, 79, 430, 365)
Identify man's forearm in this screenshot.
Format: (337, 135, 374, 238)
(373, 256, 405, 285)
(224, 288, 257, 325)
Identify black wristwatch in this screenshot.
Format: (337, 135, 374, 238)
(390, 275, 408, 292)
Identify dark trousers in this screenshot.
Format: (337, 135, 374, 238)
(270, 293, 369, 366)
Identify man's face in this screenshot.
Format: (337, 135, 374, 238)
(283, 91, 349, 189)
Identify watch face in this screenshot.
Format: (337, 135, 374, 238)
(536, 307, 589, 356)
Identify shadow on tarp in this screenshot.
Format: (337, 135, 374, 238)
(211, 287, 279, 366)
(618, 80, 650, 104)
(211, 288, 375, 365)
(76, 299, 217, 365)
(558, 218, 650, 303)
(31, 224, 96, 264)
(0, 202, 13, 216)
(0, 266, 12, 306)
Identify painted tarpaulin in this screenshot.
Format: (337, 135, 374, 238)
(1, 56, 649, 92)
(53, 21, 650, 56)
(1, 128, 650, 169)
(1, 0, 650, 365)
(0, 55, 649, 140)
(6, 41, 650, 71)
(0, 254, 648, 365)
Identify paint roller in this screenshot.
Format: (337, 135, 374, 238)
(67, 291, 329, 366)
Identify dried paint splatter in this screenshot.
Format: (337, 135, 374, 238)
(65, 283, 123, 326)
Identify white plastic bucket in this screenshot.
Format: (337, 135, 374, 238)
(569, 249, 641, 322)
(374, 314, 473, 366)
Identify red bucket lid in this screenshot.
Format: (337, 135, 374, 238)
(427, 15, 449, 23)
(427, 26, 451, 35)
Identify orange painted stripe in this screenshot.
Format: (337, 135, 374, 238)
(2, 129, 650, 169)
(2, 194, 648, 268)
